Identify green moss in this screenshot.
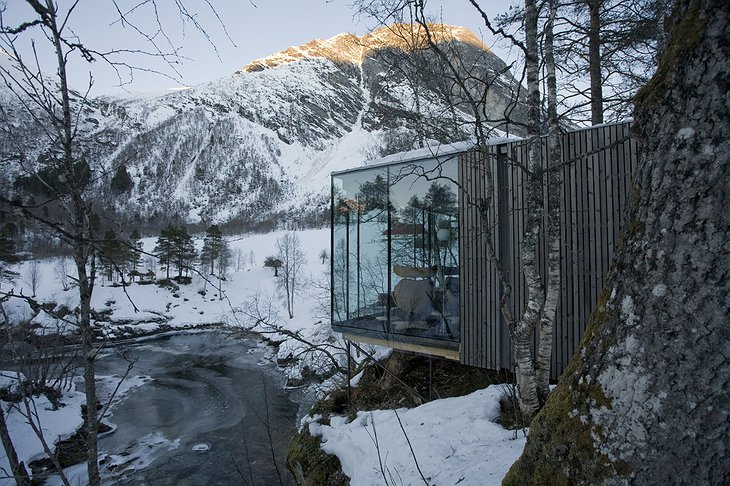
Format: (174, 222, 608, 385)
(614, 218, 645, 257)
(504, 286, 631, 484)
(634, 3, 705, 110)
(286, 428, 349, 486)
(503, 368, 614, 484)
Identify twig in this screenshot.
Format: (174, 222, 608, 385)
(393, 408, 429, 485)
(365, 411, 391, 486)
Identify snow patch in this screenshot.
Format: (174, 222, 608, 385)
(0, 380, 86, 482)
(349, 370, 365, 387)
(309, 386, 525, 485)
(0, 371, 25, 393)
(101, 431, 180, 477)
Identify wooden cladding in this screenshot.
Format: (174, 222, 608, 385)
(458, 122, 638, 380)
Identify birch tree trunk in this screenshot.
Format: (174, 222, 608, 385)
(535, 0, 562, 405)
(508, 0, 544, 419)
(505, 0, 729, 482)
(31, 3, 102, 483)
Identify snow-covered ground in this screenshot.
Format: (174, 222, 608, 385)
(1, 228, 525, 485)
(309, 386, 526, 486)
(1, 228, 335, 381)
(0, 372, 86, 484)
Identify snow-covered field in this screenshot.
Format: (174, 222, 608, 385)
(2, 229, 335, 378)
(1, 228, 525, 485)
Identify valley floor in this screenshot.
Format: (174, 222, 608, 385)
(1, 228, 525, 485)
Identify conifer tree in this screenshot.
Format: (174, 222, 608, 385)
(0, 3, 228, 483)
(172, 226, 196, 279)
(0, 222, 19, 281)
(98, 229, 124, 282)
(128, 229, 144, 273)
(110, 164, 133, 193)
(154, 225, 176, 280)
(200, 224, 226, 276)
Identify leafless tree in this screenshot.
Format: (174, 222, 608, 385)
(318, 248, 328, 265)
(23, 261, 42, 298)
(507, 0, 728, 481)
(0, 300, 78, 486)
(237, 291, 349, 378)
(276, 233, 306, 319)
(234, 247, 244, 272)
(0, 2, 229, 484)
(54, 257, 71, 291)
(145, 256, 157, 275)
(356, 0, 563, 419)
(497, 0, 674, 123)
(0, 402, 32, 486)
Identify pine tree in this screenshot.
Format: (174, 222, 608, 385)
(110, 164, 133, 193)
(424, 182, 457, 215)
(128, 229, 144, 273)
(171, 226, 196, 279)
(154, 225, 176, 280)
(0, 222, 19, 281)
(98, 229, 126, 283)
(200, 224, 225, 276)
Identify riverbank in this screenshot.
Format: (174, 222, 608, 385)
(1, 229, 341, 484)
(2, 228, 530, 484)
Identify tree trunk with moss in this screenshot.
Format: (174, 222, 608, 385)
(504, 0, 729, 483)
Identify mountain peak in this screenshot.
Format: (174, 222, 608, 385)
(238, 23, 491, 73)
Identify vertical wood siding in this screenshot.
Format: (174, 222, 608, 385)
(459, 122, 638, 379)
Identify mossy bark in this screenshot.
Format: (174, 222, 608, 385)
(503, 290, 629, 485)
(505, 0, 729, 483)
(286, 427, 349, 486)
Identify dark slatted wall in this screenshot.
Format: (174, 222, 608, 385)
(459, 122, 638, 379)
(459, 148, 504, 369)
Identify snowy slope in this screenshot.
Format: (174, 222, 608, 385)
(309, 386, 526, 486)
(1, 24, 526, 226)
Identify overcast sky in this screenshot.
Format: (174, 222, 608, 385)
(1, 1, 514, 96)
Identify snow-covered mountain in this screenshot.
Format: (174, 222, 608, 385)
(1, 24, 526, 228)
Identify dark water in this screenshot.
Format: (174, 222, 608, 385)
(95, 331, 296, 485)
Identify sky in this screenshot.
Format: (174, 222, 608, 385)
(1, 0, 515, 96)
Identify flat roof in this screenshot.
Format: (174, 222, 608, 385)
(331, 120, 633, 177)
(331, 136, 519, 176)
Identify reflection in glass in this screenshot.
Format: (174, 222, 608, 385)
(332, 156, 460, 347)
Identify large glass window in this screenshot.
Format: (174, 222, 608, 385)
(332, 155, 460, 346)
(332, 167, 389, 330)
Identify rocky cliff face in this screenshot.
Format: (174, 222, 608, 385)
(2, 24, 525, 228)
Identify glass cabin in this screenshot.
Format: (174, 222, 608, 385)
(331, 154, 460, 356)
(331, 122, 640, 378)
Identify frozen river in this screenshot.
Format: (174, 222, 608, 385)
(94, 330, 297, 485)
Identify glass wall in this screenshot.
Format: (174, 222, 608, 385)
(331, 156, 460, 346)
